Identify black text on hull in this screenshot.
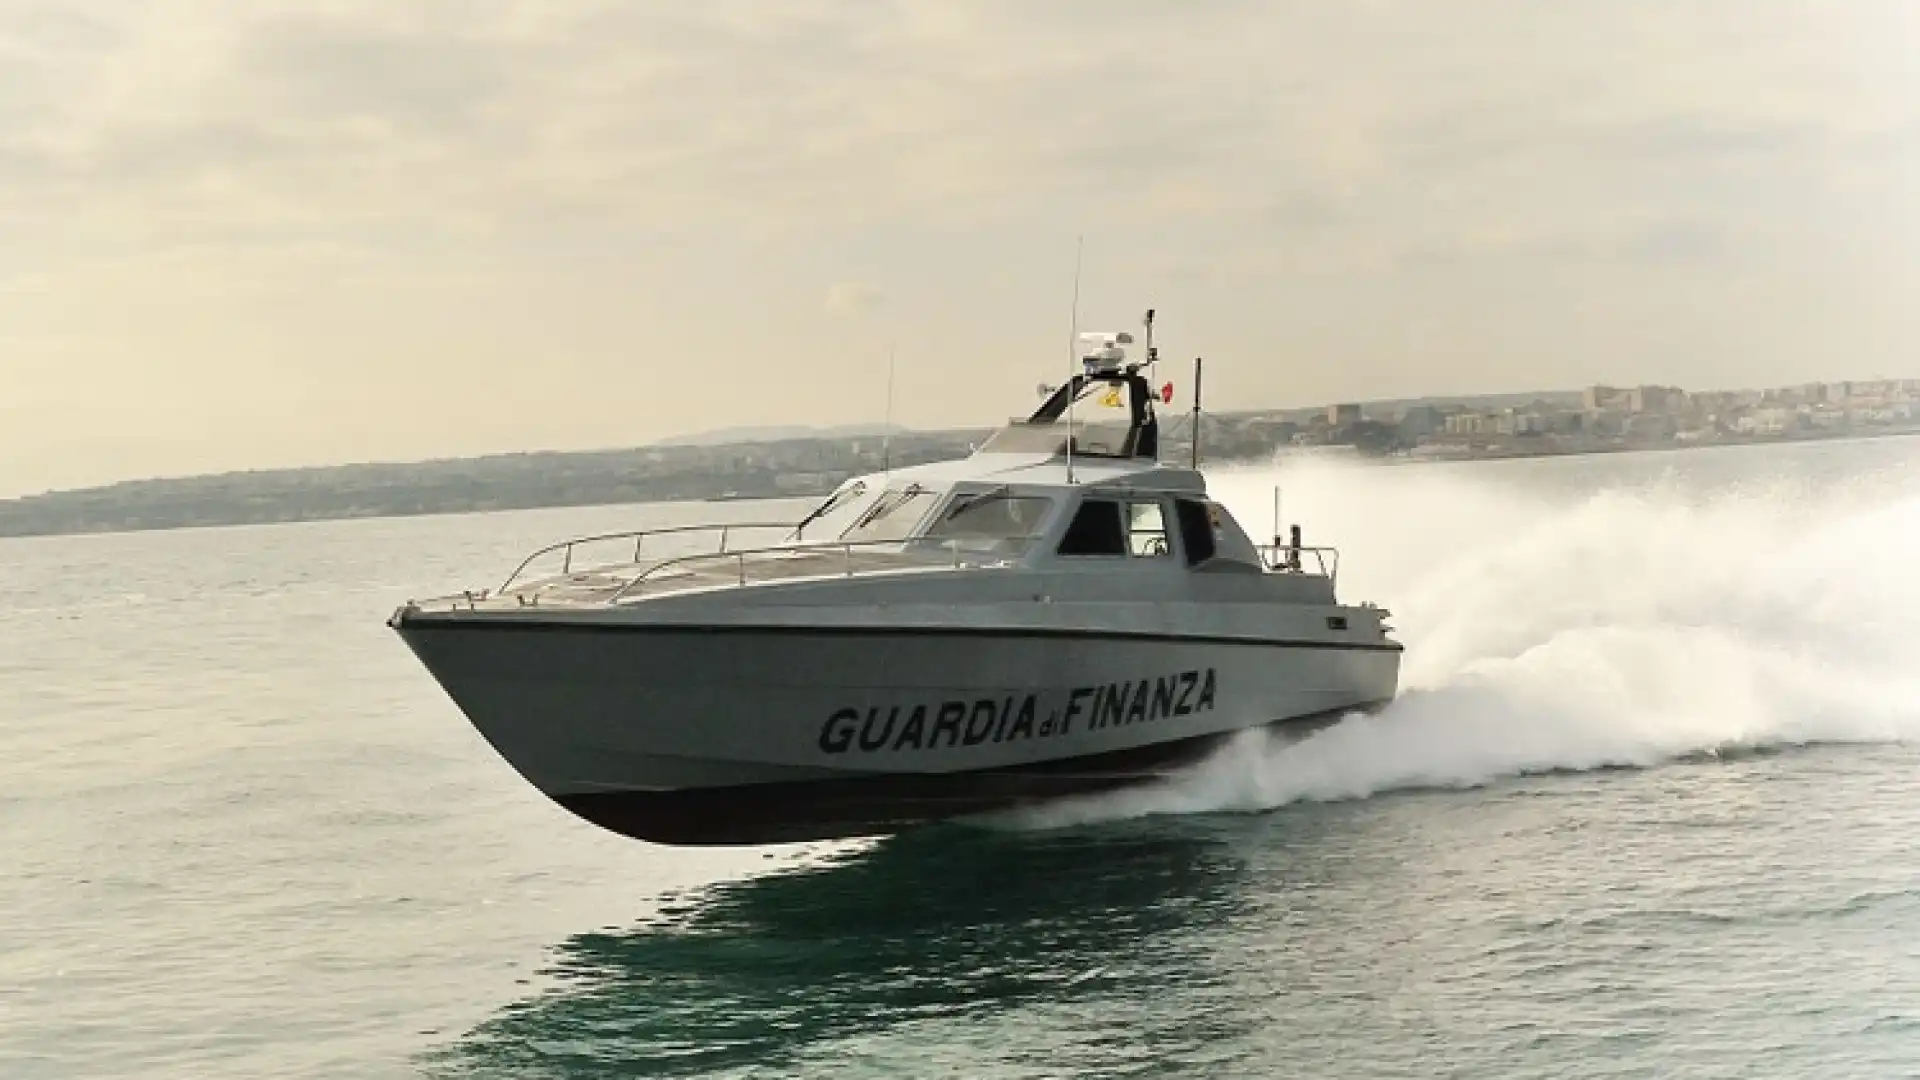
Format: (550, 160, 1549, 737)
(551, 702, 1388, 846)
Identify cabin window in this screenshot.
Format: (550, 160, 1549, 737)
(923, 491, 1053, 547)
(1056, 499, 1126, 556)
(1175, 499, 1217, 565)
(1128, 501, 1171, 558)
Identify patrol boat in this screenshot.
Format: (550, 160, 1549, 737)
(389, 315, 1402, 845)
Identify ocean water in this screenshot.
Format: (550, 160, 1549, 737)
(4, 436, 1919, 1078)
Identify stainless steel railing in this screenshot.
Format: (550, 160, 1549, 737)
(1255, 544, 1340, 585)
(496, 521, 800, 594)
(603, 538, 1015, 603)
(406, 534, 1333, 613)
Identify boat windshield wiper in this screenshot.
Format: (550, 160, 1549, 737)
(850, 484, 925, 532)
(790, 481, 866, 540)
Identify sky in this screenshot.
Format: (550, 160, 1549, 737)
(2, 1, 1917, 496)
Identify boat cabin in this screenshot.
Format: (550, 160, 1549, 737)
(463, 315, 1330, 610)
(795, 471, 1272, 577)
(783, 327, 1294, 578)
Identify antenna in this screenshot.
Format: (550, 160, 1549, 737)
(1144, 308, 1158, 462)
(1065, 235, 1083, 485)
(1189, 356, 1204, 469)
(1144, 308, 1157, 378)
(881, 341, 897, 481)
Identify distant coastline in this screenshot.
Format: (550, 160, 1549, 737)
(0, 429, 983, 540)
(3, 377, 1916, 540)
(1376, 423, 1920, 466)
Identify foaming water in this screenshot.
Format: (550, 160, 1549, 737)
(1012, 443, 1920, 829)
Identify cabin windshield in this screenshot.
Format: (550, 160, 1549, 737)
(838, 484, 936, 545)
(917, 489, 1053, 555)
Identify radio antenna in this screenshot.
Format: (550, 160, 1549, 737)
(1190, 356, 1204, 469)
(1064, 235, 1083, 485)
(1143, 308, 1158, 462)
(881, 341, 897, 480)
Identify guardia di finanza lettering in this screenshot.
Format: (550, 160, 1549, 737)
(819, 668, 1219, 755)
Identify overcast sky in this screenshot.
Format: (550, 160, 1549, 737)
(2, 1, 1916, 495)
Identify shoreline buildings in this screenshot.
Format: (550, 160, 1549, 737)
(1182, 378, 1920, 462)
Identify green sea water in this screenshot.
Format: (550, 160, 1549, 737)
(5, 436, 1919, 1078)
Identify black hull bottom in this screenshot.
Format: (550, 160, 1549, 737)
(552, 703, 1390, 846)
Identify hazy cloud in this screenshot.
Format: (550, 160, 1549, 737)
(0, 0, 1916, 494)
(825, 282, 886, 316)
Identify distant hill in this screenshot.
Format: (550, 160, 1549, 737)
(0, 428, 983, 539)
(0, 386, 1615, 539)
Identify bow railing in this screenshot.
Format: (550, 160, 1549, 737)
(603, 538, 1017, 604)
(497, 521, 799, 595)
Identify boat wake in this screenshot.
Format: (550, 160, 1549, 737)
(1004, 448, 1920, 830)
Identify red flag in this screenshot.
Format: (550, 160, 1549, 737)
(1160, 382, 1175, 403)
